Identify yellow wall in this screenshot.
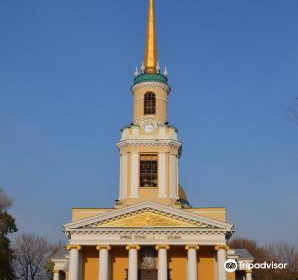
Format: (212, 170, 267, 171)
(81, 246, 221, 280)
(72, 208, 113, 222)
(111, 246, 128, 280)
(168, 246, 187, 280)
(82, 247, 98, 280)
(228, 271, 236, 280)
(133, 86, 168, 125)
(198, 246, 216, 280)
(186, 208, 227, 222)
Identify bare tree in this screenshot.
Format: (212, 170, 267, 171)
(0, 189, 13, 211)
(229, 237, 269, 280)
(13, 234, 63, 280)
(265, 242, 298, 280)
(229, 237, 298, 280)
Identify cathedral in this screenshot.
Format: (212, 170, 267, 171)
(52, 0, 254, 279)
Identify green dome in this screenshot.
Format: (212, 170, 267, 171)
(133, 73, 168, 85)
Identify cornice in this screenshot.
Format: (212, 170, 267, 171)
(131, 81, 171, 93)
(64, 202, 234, 232)
(65, 227, 232, 235)
(117, 139, 182, 149)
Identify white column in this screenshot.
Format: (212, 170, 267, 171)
(126, 245, 140, 280)
(67, 245, 81, 280)
(158, 152, 166, 198)
(186, 245, 199, 280)
(245, 270, 252, 280)
(170, 154, 178, 199)
(119, 156, 122, 200)
(53, 271, 60, 280)
(120, 154, 128, 199)
(156, 245, 169, 280)
(96, 246, 111, 280)
(130, 152, 139, 198)
(215, 246, 228, 280)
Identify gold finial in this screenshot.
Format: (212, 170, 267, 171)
(144, 0, 158, 74)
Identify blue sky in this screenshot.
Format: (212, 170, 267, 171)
(0, 0, 297, 245)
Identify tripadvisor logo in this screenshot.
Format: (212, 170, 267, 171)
(224, 259, 238, 272)
(224, 259, 288, 272)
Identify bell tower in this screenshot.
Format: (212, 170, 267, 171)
(116, 0, 189, 208)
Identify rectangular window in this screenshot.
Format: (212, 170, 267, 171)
(144, 92, 156, 115)
(140, 154, 158, 187)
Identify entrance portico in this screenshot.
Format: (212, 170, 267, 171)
(61, 201, 233, 280)
(65, 244, 228, 280)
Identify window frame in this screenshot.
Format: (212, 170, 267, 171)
(139, 154, 158, 188)
(144, 92, 156, 115)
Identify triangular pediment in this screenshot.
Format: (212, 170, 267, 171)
(95, 211, 200, 227)
(64, 202, 233, 231)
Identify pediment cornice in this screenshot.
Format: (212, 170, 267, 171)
(64, 202, 233, 235)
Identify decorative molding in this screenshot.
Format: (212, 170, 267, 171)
(117, 139, 181, 149)
(155, 245, 170, 250)
(66, 227, 229, 235)
(131, 81, 170, 93)
(86, 208, 204, 228)
(66, 244, 81, 251)
(215, 245, 230, 251)
(126, 245, 140, 250)
(185, 245, 200, 250)
(96, 245, 111, 250)
(94, 211, 200, 228)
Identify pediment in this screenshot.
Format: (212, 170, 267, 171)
(95, 211, 200, 227)
(64, 202, 233, 231)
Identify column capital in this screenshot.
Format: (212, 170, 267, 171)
(96, 245, 111, 250)
(126, 244, 140, 250)
(53, 270, 60, 273)
(155, 245, 170, 250)
(245, 270, 252, 273)
(66, 244, 82, 251)
(185, 245, 199, 250)
(214, 245, 229, 251)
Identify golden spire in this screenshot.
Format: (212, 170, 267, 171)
(144, 0, 158, 74)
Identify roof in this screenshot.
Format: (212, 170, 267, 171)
(234, 248, 254, 260)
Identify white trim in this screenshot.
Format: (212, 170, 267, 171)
(67, 232, 228, 246)
(158, 152, 167, 198)
(120, 154, 128, 199)
(170, 154, 178, 199)
(130, 152, 139, 198)
(117, 139, 181, 149)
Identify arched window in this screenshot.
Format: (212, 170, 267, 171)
(144, 92, 156, 115)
